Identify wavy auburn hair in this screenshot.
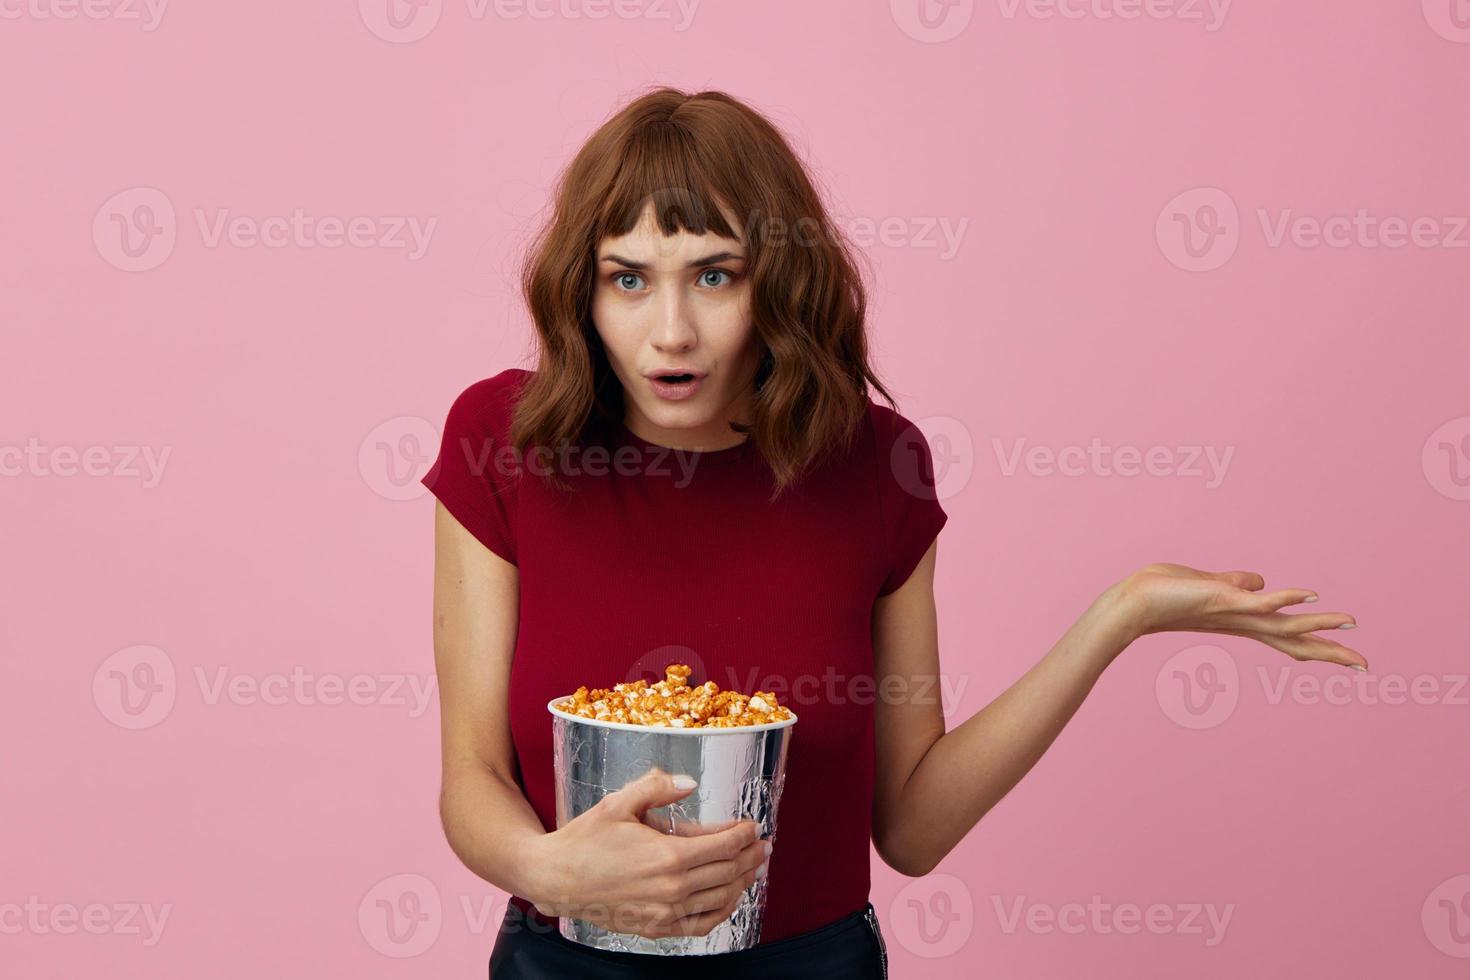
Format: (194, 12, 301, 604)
(511, 86, 896, 495)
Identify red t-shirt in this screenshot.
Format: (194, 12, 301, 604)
(421, 367, 948, 943)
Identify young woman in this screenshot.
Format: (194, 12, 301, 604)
(422, 87, 1367, 978)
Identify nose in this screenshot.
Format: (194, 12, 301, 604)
(649, 286, 697, 354)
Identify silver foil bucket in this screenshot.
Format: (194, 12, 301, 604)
(546, 699, 798, 955)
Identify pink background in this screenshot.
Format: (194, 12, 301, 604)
(4, 1, 1468, 976)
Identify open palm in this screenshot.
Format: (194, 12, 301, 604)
(1119, 562, 1366, 670)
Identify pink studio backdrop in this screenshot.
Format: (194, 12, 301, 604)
(3, 2, 1467, 977)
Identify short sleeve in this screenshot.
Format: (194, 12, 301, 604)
(420, 369, 528, 565)
(872, 404, 949, 597)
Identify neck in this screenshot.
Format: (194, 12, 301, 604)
(622, 398, 752, 453)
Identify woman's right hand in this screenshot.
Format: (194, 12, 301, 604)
(522, 768, 772, 939)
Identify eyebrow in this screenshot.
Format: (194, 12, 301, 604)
(598, 250, 746, 270)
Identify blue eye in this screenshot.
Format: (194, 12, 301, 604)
(699, 269, 731, 288)
(613, 272, 644, 291)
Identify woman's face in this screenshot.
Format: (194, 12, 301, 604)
(591, 199, 762, 451)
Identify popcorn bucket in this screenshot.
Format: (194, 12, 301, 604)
(546, 700, 798, 955)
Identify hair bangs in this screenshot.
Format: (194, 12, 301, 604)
(595, 122, 741, 244)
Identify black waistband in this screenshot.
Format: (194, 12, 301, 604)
(502, 896, 875, 962)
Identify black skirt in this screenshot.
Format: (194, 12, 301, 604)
(489, 900, 889, 979)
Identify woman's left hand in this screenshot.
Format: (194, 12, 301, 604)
(1107, 562, 1367, 671)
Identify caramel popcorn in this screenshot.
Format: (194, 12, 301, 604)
(552, 664, 794, 728)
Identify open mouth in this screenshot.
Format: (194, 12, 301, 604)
(647, 372, 704, 400)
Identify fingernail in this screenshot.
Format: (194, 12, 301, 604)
(756, 861, 769, 879)
(763, 840, 773, 857)
(1349, 664, 1367, 672)
(1337, 623, 1356, 630)
(671, 774, 697, 791)
(1303, 594, 1319, 603)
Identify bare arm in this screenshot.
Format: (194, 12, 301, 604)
(870, 544, 1367, 877)
(869, 541, 1129, 876)
(430, 501, 768, 936)
(431, 501, 547, 898)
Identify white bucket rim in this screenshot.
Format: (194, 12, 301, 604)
(547, 698, 798, 735)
